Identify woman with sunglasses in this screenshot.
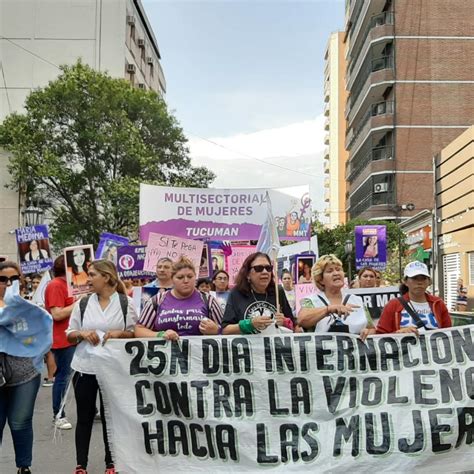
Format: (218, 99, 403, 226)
(0, 261, 52, 474)
(222, 252, 294, 335)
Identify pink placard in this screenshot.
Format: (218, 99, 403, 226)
(295, 283, 319, 314)
(144, 233, 204, 273)
(225, 245, 256, 287)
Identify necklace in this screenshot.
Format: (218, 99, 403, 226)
(251, 289, 267, 303)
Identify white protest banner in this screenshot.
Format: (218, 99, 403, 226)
(139, 184, 311, 242)
(143, 233, 204, 273)
(94, 328, 474, 472)
(225, 245, 256, 286)
(295, 283, 319, 314)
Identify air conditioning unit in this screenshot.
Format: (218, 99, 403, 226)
(138, 39, 145, 48)
(126, 64, 136, 74)
(146, 56, 153, 65)
(138, 83, 146, 90)
(374, 182, 388, 193)
(127, 15, 135, 25)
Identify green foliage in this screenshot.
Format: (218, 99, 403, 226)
(311, 217, 408, 283)
(0, 61, 215, 247)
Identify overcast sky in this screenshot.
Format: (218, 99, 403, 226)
(142, 0, 345, 217)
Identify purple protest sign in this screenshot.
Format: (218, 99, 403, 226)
(95, 232, 129, 264)
(355, 225, 387, 270)
(16, 225, 53, 274)
(117, 246, 155, 280)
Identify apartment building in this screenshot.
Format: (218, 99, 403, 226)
(435, 126, 473, 311)
(0, 0, 166, 258)
(344, 0, 474, 221)
(323, 32, 349, 227)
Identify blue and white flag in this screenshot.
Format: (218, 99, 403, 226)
(256, 191, 280, 261)
(0, 281, 53, 371)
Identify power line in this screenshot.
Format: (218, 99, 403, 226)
(0, 61, 11, 113)
(188, 132, 325, 179)
(0, 36, 60, 70)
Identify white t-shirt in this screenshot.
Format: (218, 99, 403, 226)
(300, 292, 367, 334)
(67, 292, 138, 374)
(400, 301, 438, 330)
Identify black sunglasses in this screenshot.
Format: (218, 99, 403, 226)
(251, 264, 273, 273)
(0, 275, 21, 284)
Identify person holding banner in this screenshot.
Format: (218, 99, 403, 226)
(136, 257, 223, 341)
(377, 261, 451, 334)
(221, 252, 294, 334)
(298, 255, 368, 334)
(66, 260, 138, 474)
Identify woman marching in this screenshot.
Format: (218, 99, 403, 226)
(210, 269, 231, 312)
(135, 256, 223, 341)
(0, 261, 52, 474)
(221, 252, 294, 335)
(297, 254, 368, 335)
(377, 261, 451, 334)
(66, 260, 138, 474)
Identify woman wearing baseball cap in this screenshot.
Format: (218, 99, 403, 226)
(377, 261, 451, 334)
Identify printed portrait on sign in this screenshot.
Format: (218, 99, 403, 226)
(296, 256, 315, 284)
(64, 245, 94, 297)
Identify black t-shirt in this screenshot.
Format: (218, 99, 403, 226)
(222, 286, 294, 327)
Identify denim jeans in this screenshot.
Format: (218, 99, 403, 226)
(0, 374, 41, 468)
(51, 345, 75, 417)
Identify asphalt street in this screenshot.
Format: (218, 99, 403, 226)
(1, 374, 104, 474)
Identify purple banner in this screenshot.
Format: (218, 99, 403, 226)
(16, 225, 53, 275)
(117, 245, 155, 280)
(355, 225, 387, 270)
(95, 232, 129, 263)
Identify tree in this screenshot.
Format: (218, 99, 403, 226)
(0, 61, 215, 247)
(311, 217, 408, 283)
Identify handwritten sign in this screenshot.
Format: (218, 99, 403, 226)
(143, 233, 204, 273)
(226, 245, 256, 287)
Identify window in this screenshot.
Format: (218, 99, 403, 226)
(442, 253, 460, 310)
(469, 252, 474, 285)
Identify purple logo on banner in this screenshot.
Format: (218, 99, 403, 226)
(117, 245, 155, 280)
(355, 225, 387, 270)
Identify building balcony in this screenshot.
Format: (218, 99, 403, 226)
(346, 56, 395, 124)
(324, 189, 331, 202)
(346, 145, 394, 183)
(346, 100, 394, 152)
(324, 160, 330, 174)
(324, 117, 330, 130)
(346, 11, 394, 89)
(324, 101, 330, 116)
(324, 146, 330, 159)
(324, 206, 331, 218)
(324, 176, 330, 188)
(324, 133, 330, 145)
(347, 0, 388, 59)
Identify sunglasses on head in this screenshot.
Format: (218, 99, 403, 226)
(0, 275, 20, 284)
(251, 264, 273, 273)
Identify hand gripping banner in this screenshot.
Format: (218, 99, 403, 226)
(93, 328, 474, 473)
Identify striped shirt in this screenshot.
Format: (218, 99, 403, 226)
(138, 290, 223, 335)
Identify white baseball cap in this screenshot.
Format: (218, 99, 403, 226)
(404, 261, 430, 279)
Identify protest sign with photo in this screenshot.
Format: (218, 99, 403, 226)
(210, 247, 226, 275)
(95, 232, 129, 264)
(64, 244, 94, 297)
(355, 225, 387, 270)
(139, 184, 311, 242)
(198, 243, 211, 279)
(117, 245, 155, 280)
(226, 245, 256, 287)
(94, 329, 474, 472)
(295, 255, 315, 284)
(143, 233, 204, 273)
(15, 225, 53, 274)
(295, 283, 319, 314)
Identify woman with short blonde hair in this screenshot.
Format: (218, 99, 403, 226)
(298, 254, 368, 334)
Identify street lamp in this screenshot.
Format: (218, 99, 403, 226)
(345, 239, 353, 284)
(21, 202, 44, 227)
(394, 203, 415, 281)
